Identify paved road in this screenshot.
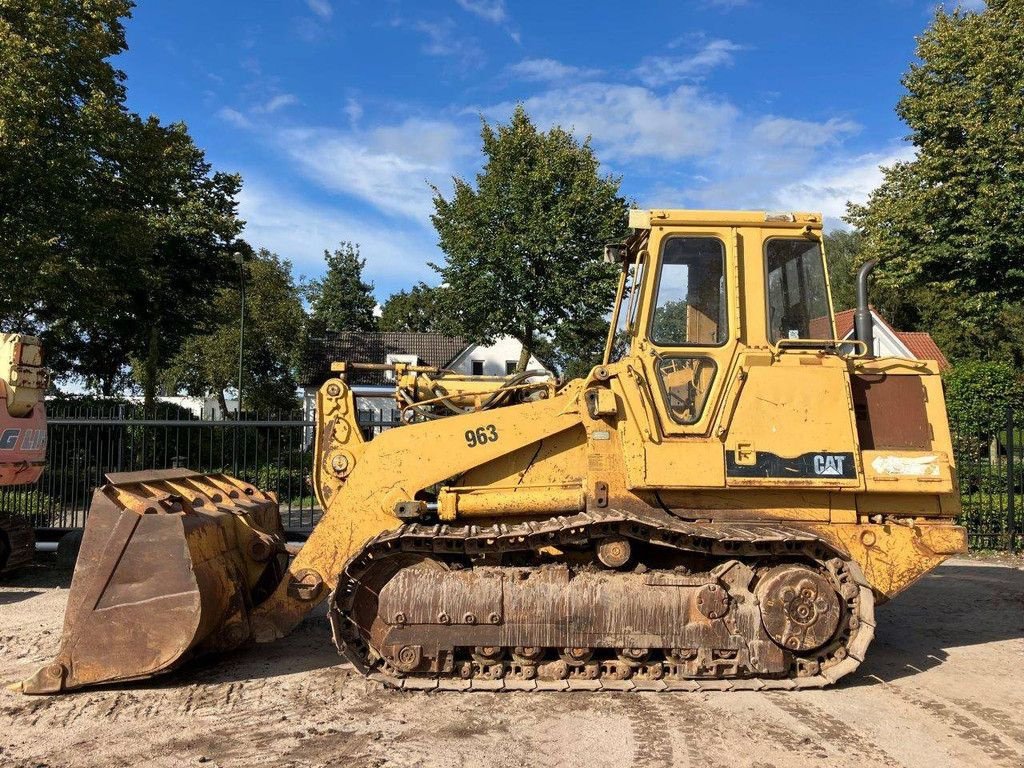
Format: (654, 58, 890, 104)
(1, 558, 1022, 768)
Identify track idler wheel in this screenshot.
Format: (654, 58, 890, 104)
(757, 565, 842, 653)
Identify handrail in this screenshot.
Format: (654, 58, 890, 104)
(775, 338, 868, 356)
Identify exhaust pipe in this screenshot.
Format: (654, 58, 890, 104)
(854, 259, 878, 356)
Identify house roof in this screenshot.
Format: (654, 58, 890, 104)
(833, 308, 864, 338)
(893, 331, 951, 371)
(300, 331, 468, 388)
(833, 307, 950, 370)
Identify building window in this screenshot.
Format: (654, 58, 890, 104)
(472, 360, 484, 376)
(505, 360, 517, 375)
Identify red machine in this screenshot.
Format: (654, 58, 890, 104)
(0, 334, 47, 572)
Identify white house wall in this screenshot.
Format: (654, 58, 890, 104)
(448, 335, 549, 376)
(840, 310, 914, 358)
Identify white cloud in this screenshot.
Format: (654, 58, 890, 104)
(306, 0, 332, 20)
(253, 93, 299, 114)
(649, 145, 912, 229)
(507, 58, 601, 83)
(751, 116, 859, 149)
(237, 178, 439, 290)
(494, 83, 740, 162)
(634, 39, 743, 85)
(489, 71, 871, 228)
(455, 0, 507, 23)
(275, 118, 469, 222)
(217, 107, 252, 129)
(406, 19, 484, 66)
(344, 97, 363, 127)
(770, 146, 916, 226)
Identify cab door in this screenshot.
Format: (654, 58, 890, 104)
(721, 233, 862, 490)
(635, 226, 741, 488)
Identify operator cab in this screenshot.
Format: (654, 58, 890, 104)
(603, 210, 841, 432)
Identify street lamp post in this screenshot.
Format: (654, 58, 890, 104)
(234, 251, 245, 415)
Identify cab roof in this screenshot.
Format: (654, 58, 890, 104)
(628, 209, 823, 230)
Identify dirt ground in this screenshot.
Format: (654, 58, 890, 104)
(1, 558, 1022, 768)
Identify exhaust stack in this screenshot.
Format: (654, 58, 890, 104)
(854, 259, 878, 356)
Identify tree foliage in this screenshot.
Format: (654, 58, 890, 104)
(1, 1, 246, 410)
(0, 0, 132, 330)
(651, 300, 691, 346)
(431, 106, 628, 374)
(822, 230, 862, 312)
(944, 360, 1024, 451)
(378, 283, 455, 333)
(167, 250, 305, 414)
(846, 1, 1024, 365)
(98, 116, 243, 410)
(304, 242, 377, 336)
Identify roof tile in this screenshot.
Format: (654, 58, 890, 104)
(894, 331, 951, 371)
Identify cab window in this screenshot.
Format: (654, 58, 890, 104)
(765, 239, 833, 343)
(650, 237, 727, 346)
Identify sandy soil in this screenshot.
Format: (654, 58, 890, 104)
(1, 557, 1022, 768)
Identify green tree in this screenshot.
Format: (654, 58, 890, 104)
(431, 106, 628, 374)
(1, 2, 246, 408)
(846, 1, 1024, 364)
(0, 0, 132, 332)
(167, 250, 305, 414)
(651, 300, 691, 346)
(305, 242, 377, 336)
(378, 283, 455, 333)
(944, 360, 1024, 455)
(89, 115, 243, 411)
(822, 229, 862, 312)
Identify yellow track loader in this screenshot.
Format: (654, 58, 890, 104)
(20, 210, 965, 694)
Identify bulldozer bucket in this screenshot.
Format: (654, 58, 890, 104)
(18, 469, 288, 695)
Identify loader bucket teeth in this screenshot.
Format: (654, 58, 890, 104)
(19, 469, 287, 695)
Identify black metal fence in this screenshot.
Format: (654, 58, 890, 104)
(1, 402, 1020, 550)
(0, 403, 403, 534)
(953, 407, 1021, 552)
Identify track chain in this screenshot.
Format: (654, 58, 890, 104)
(328, 509, 876, 692)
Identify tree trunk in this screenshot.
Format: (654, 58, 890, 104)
(143, 325, 159, 416)
(516, 328, 533, 373)
(216, 388, 229, 420)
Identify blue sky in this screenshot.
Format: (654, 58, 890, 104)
(116, 0, 983, 301)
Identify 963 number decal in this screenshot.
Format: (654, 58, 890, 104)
(465, 424, 499, 447)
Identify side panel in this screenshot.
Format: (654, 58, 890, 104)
(851, 369, 957, 498)
(644, 440, 726, 488)
(724, 361, 863, 489)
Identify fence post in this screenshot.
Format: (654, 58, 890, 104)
(1007, 405, 1016, 554)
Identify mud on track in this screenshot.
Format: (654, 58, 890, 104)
(1, 558, 1022, 768)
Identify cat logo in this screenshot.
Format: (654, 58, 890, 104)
(813, 454, 846, 477)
